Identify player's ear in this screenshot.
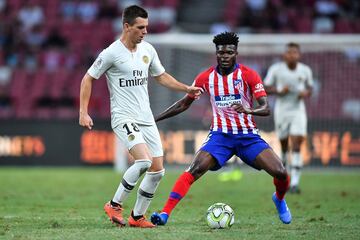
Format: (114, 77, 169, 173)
(123, 23, 130, 32)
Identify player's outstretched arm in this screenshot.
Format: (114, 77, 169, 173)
(155, 72, 202, 97)
(231, 96, 270, 117)
(155, 95, 195, 122)
(79, 73, 95, 130)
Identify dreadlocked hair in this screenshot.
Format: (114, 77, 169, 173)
(213, 32, 239, 47)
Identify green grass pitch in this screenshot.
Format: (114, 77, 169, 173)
(1, 167, 359, 240)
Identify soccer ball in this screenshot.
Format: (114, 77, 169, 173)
(206, 203, 235, 229)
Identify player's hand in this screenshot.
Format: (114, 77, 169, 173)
(186, 86, 203, 99)
(79, 112, 94, 130)
(278, 86, 289, 96)
(298, 90, 310, 99)
(231, 103, 251, 114)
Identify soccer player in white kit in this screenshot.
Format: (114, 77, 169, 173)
(78, 5, 202, 228)
(264, 42, 313, 194)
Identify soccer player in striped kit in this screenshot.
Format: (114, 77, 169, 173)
(151, 32, 292, 225)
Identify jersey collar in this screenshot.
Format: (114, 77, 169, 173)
(215, 63, 239, 76)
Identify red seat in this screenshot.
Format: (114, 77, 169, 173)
(334, 19, 353, 33)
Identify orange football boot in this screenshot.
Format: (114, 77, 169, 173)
(104, 202, 126, 227)
(128, 212, 156, 228)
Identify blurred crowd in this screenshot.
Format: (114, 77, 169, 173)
(222, 0, 360, 34)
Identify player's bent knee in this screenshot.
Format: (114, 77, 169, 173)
(134, 159, 152, 172)
(147, 168, 165, 180)
(274, 164, 288, 180)
(279, 168, 288, 180)
(122, 159, 152, 186)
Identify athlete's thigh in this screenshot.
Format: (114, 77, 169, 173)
(235, 134, 270, 170)
(200, 132, 234, 171)
(253, 148, 285, 179)
(139, 123, 164, 158)
(114, 122, 152, 160)
(186, 150, 218, 180)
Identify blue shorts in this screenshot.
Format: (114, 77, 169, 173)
(200, 131, 270, 171)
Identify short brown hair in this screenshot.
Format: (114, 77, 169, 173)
(122, 5, 148, 25)
(286, 42, 300, 50)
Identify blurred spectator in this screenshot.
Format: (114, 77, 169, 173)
(24, 25, 46, 49)
(234, 0, 360, 33)
(0, 66, 11, 85)
(77, 0, 99, 23)
(246, 0, 268, 12)
(313, 16, 334, 33)
(36, 95, 56, 108)
(42, 48, 64, 72)
(210, 22, 232, 34)
(43, 28, 68, 49)
(0, 0, 6, 12)
(98, 0, 118, 19)
(23, 48, 38, 72)
(17, 2, 44, 31)
(0, 85, 12, 117)
(63, 46, 81, 70)
(315, 0, 339, 18)
(147, 7, 176, 32)
(60, 0, 77, 20)
(118, 0, 141, 11)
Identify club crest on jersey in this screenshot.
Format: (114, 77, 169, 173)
(128, 134, 135, 141)
(234, 78, 243, 90)
(142, 55, 149, 64)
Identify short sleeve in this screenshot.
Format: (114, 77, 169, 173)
(187, 70, 208, 98)
(149, 46, 165, 77)
(247, 70, 267, 99)
(87, 50, 113, 79)
(263, 64, 277, 86)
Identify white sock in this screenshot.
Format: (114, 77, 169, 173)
(112, 159, 151, 205)
(133, 169, 165, 216)
(290, 152, 302, 187)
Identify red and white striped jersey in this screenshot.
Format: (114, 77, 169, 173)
(191, 64, 266, 134)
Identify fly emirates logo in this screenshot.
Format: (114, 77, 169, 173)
(215, 94, 242, 108)
(119, 70, 148, 87)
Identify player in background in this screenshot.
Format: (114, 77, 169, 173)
(264, 43, 313, 194)
(151, 32, 292, 226)
(79, 5, 202, 228)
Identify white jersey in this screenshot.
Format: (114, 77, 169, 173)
(88, 40, 165, 128)
(264, 62, 313, 116)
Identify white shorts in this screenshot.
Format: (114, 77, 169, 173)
(274, 112, 307, 140)
(113, 122, 163, 158)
